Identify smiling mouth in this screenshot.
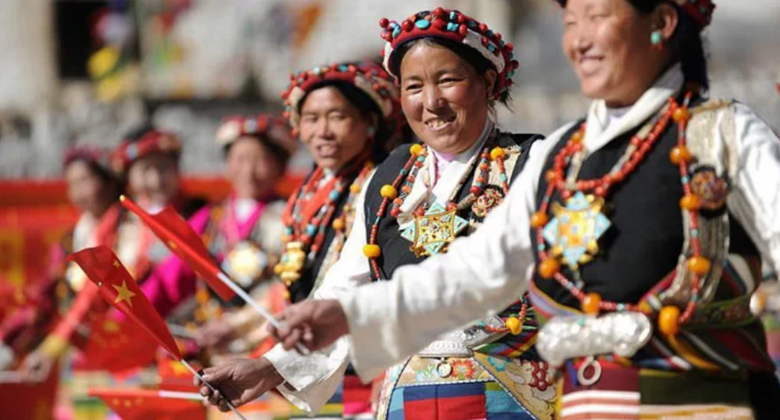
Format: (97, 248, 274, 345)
(316, 144, 339, 157)
(425, 115, 456, 131)
(578, 56, 603, 75)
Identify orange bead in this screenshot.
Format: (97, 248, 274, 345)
(530, 212, 549, 228)
(658, 305, 681, 335)
(490, 147, 506, 161)
(332, 218, 346, 231)
(505, 317, 522, 335)
(350, 184, 362, 194)
(679, 194, 701, 210)
(687, 256, 711, 275)
(409, 144, 423, 156)
(363, 244, 381, 258)
(545, 170, 558, 182)
(669, 146, 693, 165)
(537, 259, 560, 279)
(673, 107, 691, 123)
(581, 292, 602, 315)
(571, 131, 583, 143)
(380, 185, 398, 199)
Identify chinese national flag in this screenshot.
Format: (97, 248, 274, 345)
(119, 195, 236, 302)
(89, 388, 206, 420)
(68, 246, 181, 360)
(157, 357, 200, 392)
(77, 316, 159, 373)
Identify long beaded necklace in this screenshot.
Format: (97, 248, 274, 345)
(533, 92, 705, 335)
(362, 139, 530, 335)
(275, 153, 374, 286)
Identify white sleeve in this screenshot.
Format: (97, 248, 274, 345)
(726, 103, 780, 276)
(264, 172, 376, 414)
(337, 136, 564, 381)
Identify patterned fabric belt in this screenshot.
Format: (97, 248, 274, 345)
(558, 358, 753, 420)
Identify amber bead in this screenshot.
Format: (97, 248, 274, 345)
(538, 258, 560, 279)
(669, 146, 693, 165)
(195, 289, 210, 304)
(505, 317, 522, 335)
(687, 256, 711, 275)
(672, 107, 691, 123)
(380, 185, 398, 199)
(530, 212, 549, 228)
(581, 293, 602, 315)
(363, 244, 381, 258)
(332, 218, 346, 231)
(658, 305, 681, 335)
(409, 144, 423, 156)
(679, 194, 701, 211)
(350, 184, 362, 194)
(571, 131, 583, 143)
(490, 147, 506, 161)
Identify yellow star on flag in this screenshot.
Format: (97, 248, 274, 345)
(112, 280, 136, 308)
(113, 260, 121, 268)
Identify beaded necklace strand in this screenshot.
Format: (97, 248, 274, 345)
(532, 92, 702, 335)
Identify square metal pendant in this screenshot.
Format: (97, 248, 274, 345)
(400, 203, 469, 257)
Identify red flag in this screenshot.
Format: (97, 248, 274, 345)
(89, 388, 206, 420)
(157, 357, 200, 392)
(77, 316, 159, 373)
(68, 246, 182, 360)
(119, 195, 236, 302)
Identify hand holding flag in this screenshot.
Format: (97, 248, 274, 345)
(68, 246, 247, 420)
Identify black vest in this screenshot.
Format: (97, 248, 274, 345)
(365, 132, 541, 280)
(531, 109, 760, 308)
(287, 169, 362, 303)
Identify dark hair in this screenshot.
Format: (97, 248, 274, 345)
(298, 80, 391, 161)
(389, 37, 511, 106)
(65, 157, 122, 201)
(630, 1, 709, 91)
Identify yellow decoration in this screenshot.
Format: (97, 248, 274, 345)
(332, 218, 346, 231)
(537, 259, 560, 279)
(658, 305, 681, 335)
(350, 184, 362, 194)
(380, 185, 398, 199)
(363, 244, 381, 258)
(687, 256, 711, 275)
(673, 107, 691, 123)
(88, 46, 121, 78)
(409, 144, 423, 156)
(680, 194, 701, 210)
(490, 147, 505, 161)
(505, 317, 522, 335)
(530, 212, 549, 229)
(669, 146, 693, 165)
(581, 292, 602, 315)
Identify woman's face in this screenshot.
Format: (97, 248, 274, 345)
(298, 86, 373, 172)
(562, 0, 667, 107)
(126, 153, 180, 209)
(399, 42, 495, 155)
(225, 136, 283, 199)
(65, 160, 112, 217)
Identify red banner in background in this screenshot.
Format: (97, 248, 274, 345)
(0, 175, 304, 305)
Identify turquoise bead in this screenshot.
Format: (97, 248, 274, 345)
(415, 19, 431, 29)
(447, 22, 458, 32)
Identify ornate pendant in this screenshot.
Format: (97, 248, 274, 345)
(542, 191, 611, 270)
(222, 241, 268, 288)
(400, 203, 469, 257)
(274, 241, 307, 286)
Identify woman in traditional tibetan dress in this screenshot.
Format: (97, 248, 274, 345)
(21, 127, 200, 398)
(268, 0, 780, 418)
(138, 114, 294, 355)
(253, 60, 405, 419)
(200, 9, 552, 420)
(0, 147, 119, 372)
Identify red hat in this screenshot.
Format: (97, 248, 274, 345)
(378, 8, 519, 101)
(111, 129, 181, 174)
(215, 114, 296, 158)
(64, 145, 111, 170)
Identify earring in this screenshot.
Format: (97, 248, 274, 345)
(367, 126, 376, 137)
(651, 30, 664, 50)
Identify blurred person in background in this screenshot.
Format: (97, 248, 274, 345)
(137, 114, 293, 360)
(199, 9, 553, 420)
(19, 126, 203, 419)
(262, 0, 780, 418)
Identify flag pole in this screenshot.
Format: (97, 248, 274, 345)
(181, 359, 248, 420)
(216, 272, 310, 355)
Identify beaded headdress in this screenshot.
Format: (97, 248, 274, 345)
(554, 0, 715, 30)
(378, 7, 519, 101)
(215, 114, 296, 158)
(111, 129, 181, 174)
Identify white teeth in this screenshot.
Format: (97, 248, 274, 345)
(427, 119, 449, 129)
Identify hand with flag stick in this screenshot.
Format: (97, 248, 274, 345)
(118, 195, 310, 355)
(68, 246, 248, 420)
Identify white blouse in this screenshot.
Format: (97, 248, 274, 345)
(335, 64, 780, 383)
